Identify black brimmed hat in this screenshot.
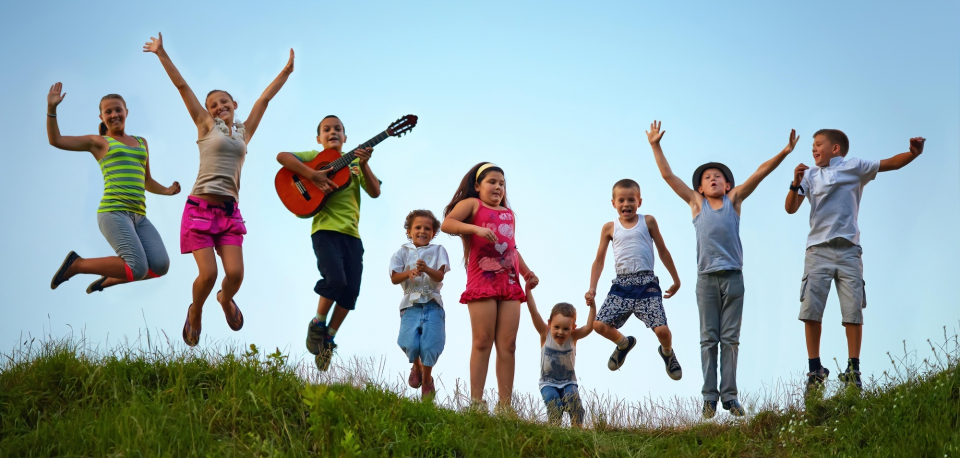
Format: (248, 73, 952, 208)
(692, 162, 735, 191)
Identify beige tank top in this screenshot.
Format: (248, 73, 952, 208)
(191, 118, 246, 200)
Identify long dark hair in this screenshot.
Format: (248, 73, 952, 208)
(443, 162, 509, 265)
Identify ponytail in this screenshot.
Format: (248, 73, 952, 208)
(99, 122, 108, 136)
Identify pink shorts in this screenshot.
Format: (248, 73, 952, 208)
(179, 196, 247, 254)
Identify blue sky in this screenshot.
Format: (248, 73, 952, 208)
(1, 1, 958, 410)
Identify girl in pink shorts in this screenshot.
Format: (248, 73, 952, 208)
(441, 162, 539, 412)
(145, 32, 294, 346)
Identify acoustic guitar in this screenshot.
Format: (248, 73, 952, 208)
(275, 115, 417, 218)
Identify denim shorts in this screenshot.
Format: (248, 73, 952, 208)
(398, 300, 446, 366)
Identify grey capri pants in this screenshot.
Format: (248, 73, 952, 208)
(97, 211, 170, 281)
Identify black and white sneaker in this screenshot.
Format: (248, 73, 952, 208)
(305, 320, 327, 355)
(841, 367, 862, 389)
(607, 336, 637, 370)
(314, 340, 337, 372)
(658, 346, 682, 380)
(722, 399, 745, 417)
(805, 367, 830, 395)
(702, 400, 718, 419)
(51, 251, 80, 290)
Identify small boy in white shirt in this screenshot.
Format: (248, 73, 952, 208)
(389, 210, 450, 398)
(785, 129, 925, 392)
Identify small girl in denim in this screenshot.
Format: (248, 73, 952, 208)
(389, 210, 450, 398)
(526, 284, 595, 427)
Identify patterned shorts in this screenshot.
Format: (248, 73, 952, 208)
(597, 271, 667, 329)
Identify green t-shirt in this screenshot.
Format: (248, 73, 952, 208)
(292, 150, 379, 239)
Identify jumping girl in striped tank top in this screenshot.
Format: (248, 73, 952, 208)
(145, 32, 294, 346)
(47, 83, 181, 295)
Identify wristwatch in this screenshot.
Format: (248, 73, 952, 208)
(789, 183, 803, 193)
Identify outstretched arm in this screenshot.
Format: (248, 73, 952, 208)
(143, 33, 212, 133)
(646, 215, 680, 299)
(142, 139, 181, 196)
(731, 129, 799, 205)
(572, 300, 596, 340)
(242, 49, 294, 143)
(785, 163, 808, 214)
(525, 285, 548, 340)
(45, 82, 106, 155)
(647, 120, 699, 205)
(585, 222, 612, 306)
(879, 137, 925, 172)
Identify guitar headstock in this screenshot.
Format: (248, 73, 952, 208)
(387, 114, 418, 137)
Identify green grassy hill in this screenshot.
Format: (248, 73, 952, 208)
(1, 333, 958, 457)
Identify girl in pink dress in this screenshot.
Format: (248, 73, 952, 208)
(441, 162, 539, 411)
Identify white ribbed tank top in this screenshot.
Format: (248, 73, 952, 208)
(613, 216, 655, 275)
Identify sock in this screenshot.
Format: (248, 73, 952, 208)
(615, 334, 629, 349)
(312, 313, 327, 325)
(848, 357, 860, 372)
(325, 327, 338, 341)
(661, 346, 673, 356)
(808, 357, 823, 372)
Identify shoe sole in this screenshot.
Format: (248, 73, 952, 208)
(51, 251, 78, 290)
(608, 338, 637, 371)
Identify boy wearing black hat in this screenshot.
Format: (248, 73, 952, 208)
(646, 121, 799, 418)
(785, 130, 925, 393)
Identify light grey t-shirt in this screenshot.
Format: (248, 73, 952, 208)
(693, 194, 743, 274)
(799, 156, 880, 248)
(539, 335, 577, 389)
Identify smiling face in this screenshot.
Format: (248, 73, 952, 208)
(205, 91, 238, 125)
(317, 117, 347, 152)
(474, 170, 505, 207)
(611, 186, 642, 222)
(98, 98, 127, 133)
(812, 134, 843, 167)
(548, 314, 576, 345)
(698, 168, 731, 198)
(408, 216, 436, 247)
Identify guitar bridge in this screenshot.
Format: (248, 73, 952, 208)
(292, 175, 312, 201)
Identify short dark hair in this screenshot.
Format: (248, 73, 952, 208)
(814, 129, 849, 155)
(404, 209, 441, 240)
(612, 179, 641, 197)
(317, 115, 344, 136)
(549, 302, 577, 320)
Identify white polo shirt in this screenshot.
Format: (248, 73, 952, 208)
(388, 243, 451, 310)
(799, 156, 880, 248)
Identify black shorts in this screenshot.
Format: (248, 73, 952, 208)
(312, 230, 364, 310)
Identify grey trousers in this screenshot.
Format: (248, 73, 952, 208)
(97, 211, 170, 280)
(696, 270, 744, 402)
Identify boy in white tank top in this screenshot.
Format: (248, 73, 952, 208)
(586, 179, 683, 381)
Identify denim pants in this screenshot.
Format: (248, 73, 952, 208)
(696, 270, 744, 402)
(397, 301, 445, 366)
(540, 384, 584, 426)
(97, 211, 170, 281)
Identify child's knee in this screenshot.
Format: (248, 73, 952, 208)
(593, 320, 608, 333)
(653, 326, 671, 340)
(495, 337, 517, 355)
(196, 268, 218, 287)
(150, 256, 171, 277)
(223, 266, 244, 284)
(472, 334, 494, 353)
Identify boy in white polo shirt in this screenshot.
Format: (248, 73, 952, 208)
(785, 129, 925, 392)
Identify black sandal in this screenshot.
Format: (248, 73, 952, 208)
(218, 290, 244, 331)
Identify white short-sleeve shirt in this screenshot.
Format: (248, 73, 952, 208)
(799, 156, 880, 247)
(388, 243, 451, 310)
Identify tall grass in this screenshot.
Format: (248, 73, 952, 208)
(1, 326, 959, 457)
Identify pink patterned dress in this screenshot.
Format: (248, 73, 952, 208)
(460, 198, 526, 304)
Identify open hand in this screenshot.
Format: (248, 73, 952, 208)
(792, 163, 809, 187)
(473, 225, 498, 244)
(311, 167, 339, 194)
(354, 147, 374, 166)
(784, 129, 799, 153)
(165, 181, 182, 196)
(909, 137, 926, 156)
(416, 259, 429, 273)
(47, 82, 66, 108)
(143, 32, 163, 54)
(523, 271, 539, 289)
(283, 49, 295, 74)
(663, 282, 680, 299)
(646, 120, 665, 144)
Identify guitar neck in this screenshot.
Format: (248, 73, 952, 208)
(327, 131, 389, 172)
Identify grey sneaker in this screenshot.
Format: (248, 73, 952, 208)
(305, 320, 327, 355)
(658, 346, 682, 380)
(722, 399, 745, 417)
(607, 336, 637, 370)
(314, 339, 337, 371)
(703, 400, 718, 419)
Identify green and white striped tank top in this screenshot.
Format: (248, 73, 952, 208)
(97, 136, 148, 215)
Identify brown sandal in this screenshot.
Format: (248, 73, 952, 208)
(182, 303, 201, 347)
(217, 290, 244, 331)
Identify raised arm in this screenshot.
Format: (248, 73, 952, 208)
(572, 300, 596, 340)
(525, 285, 548, 340)
(242, 49, 294, 143)
(879, 137, 925, 172)
(141, 139, 181, 196)
(646, 215, 680, 299)
(143, 33, 212, 133)
(585, 222, 613, 306)
(45, 83, 106, 155)
(647, 121, 699, 205)
(785, 163, 808, 214)
(731, 129, 799, 205)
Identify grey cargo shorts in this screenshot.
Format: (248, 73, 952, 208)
(798, 237, 866, 325)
